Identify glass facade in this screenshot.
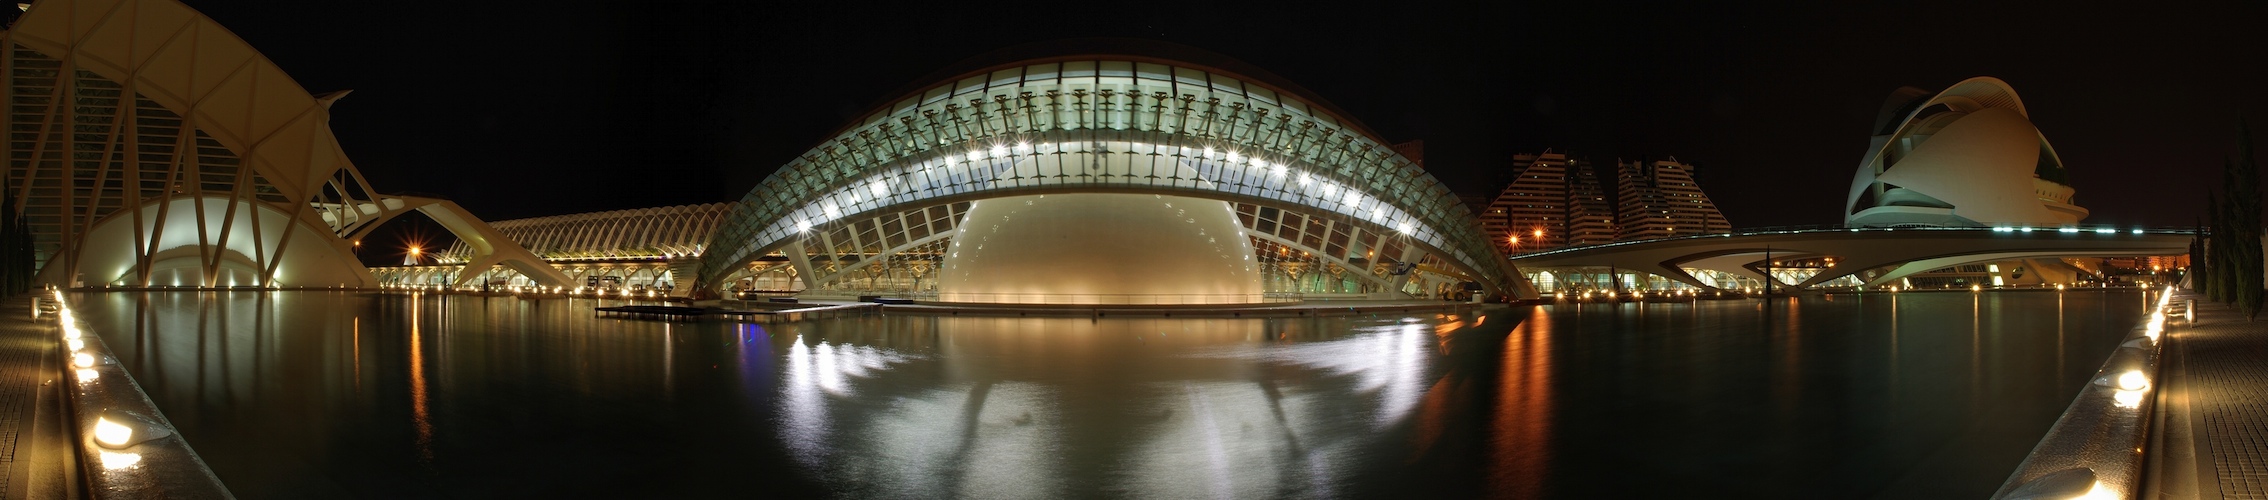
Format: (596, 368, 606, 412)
(699, 58, 1515, 297)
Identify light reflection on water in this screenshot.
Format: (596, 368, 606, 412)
(71, 290, 2148, 498)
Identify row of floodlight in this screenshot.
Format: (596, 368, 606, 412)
(787, 140, 1422, 237)
(379, 284, 670, 299)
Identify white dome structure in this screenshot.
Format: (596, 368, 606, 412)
(1845, 77, 2087, 227)
(937, 194, 1262, 304)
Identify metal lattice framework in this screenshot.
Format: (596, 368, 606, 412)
(697, 57, 1521, 296)
(440, 202, 731, 262)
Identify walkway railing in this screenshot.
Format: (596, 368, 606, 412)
(916, 292, 1303, 306)
(1506, 224, 2201, 260)
(42, 289, 232, 497)
(1989, 286, 2175, 499)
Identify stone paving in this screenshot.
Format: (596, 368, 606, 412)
(0, 295, 51, 497)
(2173, 291, 2268, 499)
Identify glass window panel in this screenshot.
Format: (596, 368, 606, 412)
(1024, 63, 1058, 83)
(1173, 66, 1208, 88)
(1061, 60, 1096, 79)
(1134, 62, 1171, 83)
(954, 76, 985, 96)
(1098, 61, 1133, 78)
(989, 69, 1023, 89)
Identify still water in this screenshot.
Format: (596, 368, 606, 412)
(71, 289, 2152, 498)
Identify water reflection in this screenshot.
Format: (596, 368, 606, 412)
(69, 290, 2148, 498)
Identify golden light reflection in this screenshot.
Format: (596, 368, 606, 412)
(98, 451, 141, 470)
(1492, 307, 1554, 498)
(411, 297, 433, 461)
(2112, 389, 2146, 409)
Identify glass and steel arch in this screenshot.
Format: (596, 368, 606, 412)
(697, 57, 1522, 297)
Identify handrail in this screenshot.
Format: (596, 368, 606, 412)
(44, 289, 233, 498)
(1507, 225, 2202, 260)
(1989, 286, 2175, 499)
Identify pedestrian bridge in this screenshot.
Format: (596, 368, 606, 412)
(1508, 225, 2194, 292)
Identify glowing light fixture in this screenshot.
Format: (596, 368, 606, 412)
(2116, 370, 2149, 391)
(73, 352, 94, 368)
(1396, 221, 1412, 234)
(991, 145, 1008, 158)
(796, 219, 812, 232)
(93, 417, 133, 448)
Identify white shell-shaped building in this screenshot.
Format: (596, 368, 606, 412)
(1845, 77, 2088, 227)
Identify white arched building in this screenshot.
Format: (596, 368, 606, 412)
(695, 52, 1527, 303)
(1846, 77, 2088, 228)
(0, 0, 567, 288)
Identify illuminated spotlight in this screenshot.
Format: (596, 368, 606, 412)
(73, 352, 95, 368)
(74, 368, 98, 383)
(2132, 228, 2145, 235)
(1298, 172, 1312, 186)
(2059, 227, 2079, 233)
(2095, 228, 2115, 234)
(2020, 227, 2035, 232)
(991, 145, 1008, 158)
(1396, 221, 1413, 234)
(93, 417, 134, 448)
(2117, 370, 2150, 391)
(1971, 284, 1982, 292)
(796, 219, 812, 232)
(66, 338, 82, 351)
(1270, 163, 1286, 177)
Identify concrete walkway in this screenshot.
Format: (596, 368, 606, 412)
(0, 295, 73, 499)
(2153, 290, 2268, 499)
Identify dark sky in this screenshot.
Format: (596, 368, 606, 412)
(184, 0, 2267, 246)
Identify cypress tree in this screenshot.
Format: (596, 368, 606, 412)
(2191, 217, 2207, 291)
(2209, 190, 2228, 302)
(2235, 119, 2265, 319)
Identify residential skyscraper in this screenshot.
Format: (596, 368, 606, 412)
(1615, 158, 1731, 241)
(1483, 152, 1618, 253)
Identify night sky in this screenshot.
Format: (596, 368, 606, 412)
(175, 1, 2268, 257)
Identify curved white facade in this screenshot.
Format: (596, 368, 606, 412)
(699, 55, 1527, 299)
(1846, 77, 2087, 227)
(937, 194, 1261, 304)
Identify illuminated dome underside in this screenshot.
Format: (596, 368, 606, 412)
(937, 194, 1262, 305)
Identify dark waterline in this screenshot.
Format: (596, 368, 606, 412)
(71, 290, 2150, 498)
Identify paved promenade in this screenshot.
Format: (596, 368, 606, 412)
(2157, 290, 2268, 499)
(0, 296, 69, 500)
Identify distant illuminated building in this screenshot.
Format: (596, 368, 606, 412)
(1614, 157, 1730, 241)
(1566, 165, 1618, 246)
(1482, 151, 1618, 253)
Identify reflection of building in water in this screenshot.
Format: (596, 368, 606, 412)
(765, 314, 1467, 498)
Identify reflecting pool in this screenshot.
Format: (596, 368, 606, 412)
(71, 289, 2151, 498)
